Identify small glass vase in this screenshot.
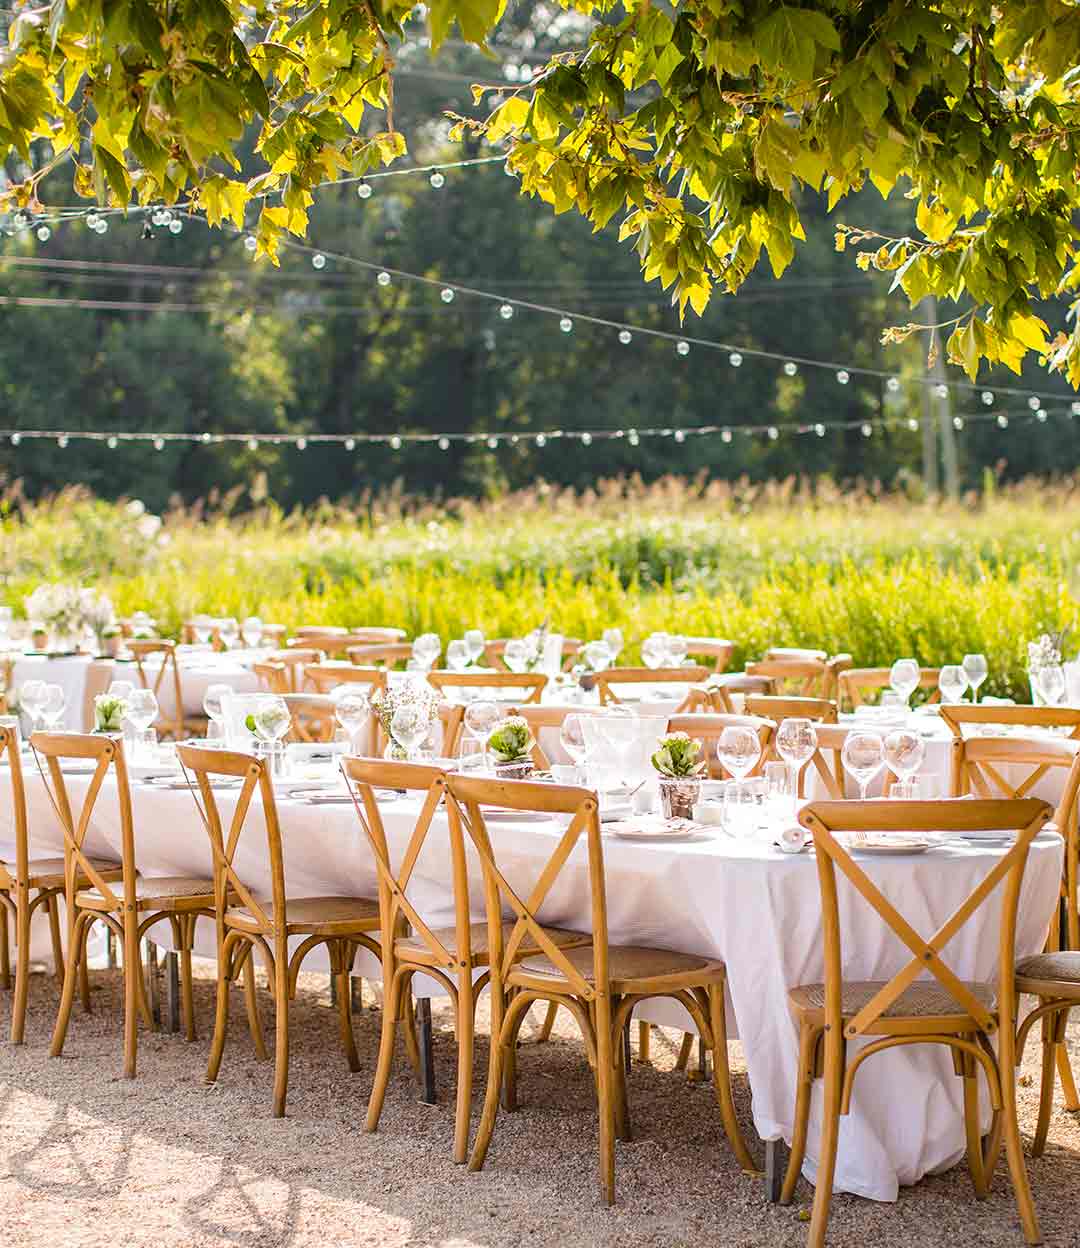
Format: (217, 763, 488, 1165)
(493, 758, 533, 780)
(658, 776, 701, 821)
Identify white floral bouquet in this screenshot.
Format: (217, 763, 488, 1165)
(369, 678, 440, 754)
(1028, 631, 1066, 674)
(23, 584, 115, 650)
(81, 589, 117, 647)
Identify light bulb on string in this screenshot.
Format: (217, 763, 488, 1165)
(151, 208, 166, 226)
(440, 287, 454, 303)
(438, 436, 450, 450)
(357, 181, 372, 199)
(1072, 402, 1080, 416)
(244, 235, 258, 252)
(783, 361, 797, 376)
(152, 437, 164, 451)
(535, 433, 547, 447)
(247, 437, 258, 451)
(160, 209, 173, 225)
(429, 171, 445, 189)
(933, 383, 948, 399)
(311, 253, 326, 270)
(10, 433, 20, 446)
(836, 370, 849, 385)
(486, 435, 498, 449)
(953, 415, 964, 431)
(559, 317, 573, 333)
(861, 423, 873, 437)
(997, 413, 1009, 428)
(390, 435, 402, 450)
(1028, 395, 1041, 411)
(673, 430, 685, 443)
(886, 377, 901, 392)
(295, 436, 307, 450)
(981, 390, 994, 406)
(57, 434, 68, 448)
(729, 352, 742, 367)
(107, 435, 118, 449)
(86, 212, 100, 229)
(628, 429, 640, 445)
(581, 432, 592, 446)
(1037, 409, 1048, 422)
(36, 224, 50, 242)
(95, 218, 108, 234)
(676, 340, 690, 356)
(767, 426, 779, 440)
(814, 423, 826, 436)
(168, 218, 182, 235)
(499, 303, 513, 320)
(618, 330, 632, 345)
(907, 418, 919, 431)
(344, 437, 356, 451)
(721, 429, 733, 444)
(376, 271, 391, 287)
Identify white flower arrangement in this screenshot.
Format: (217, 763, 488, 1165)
(1028, 631, 1065, 673)
(23, 584, 115, 649)
(369, 679, 440, 751)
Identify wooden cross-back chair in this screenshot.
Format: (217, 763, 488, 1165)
(783, 798, 1052, 1248)
(450, 774, 756, 1201)
(128, 639, 191, 739)
(302, 665, 388, 754)
(34, 732, 216, 1076)
(176, 744, 381, 1117)
(940, 703, 1080, 740)
(346, 642, 415, 668)
(0, 725, 122, 1043)
(427, 669, 548, 705)
(745, 655, 837, 701)
(838, 666, 942, 710)
(743, 694, 839, 725)
(683, 637, 735, 672)
(280, 693, 337, 743)
(776, 722, 860, 799)
(291, 627, 407, 657)
(342, 760, 590, 1163)
(953, 735, 1080, 1124)
(592, 666, 710, 710)
(262, 648, 324, 692)
(664, 713, 774, 780)
(699, 674, 775, 713)
(254, 660, 290, 695)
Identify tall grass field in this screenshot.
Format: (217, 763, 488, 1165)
(3, 475, 1078, 699)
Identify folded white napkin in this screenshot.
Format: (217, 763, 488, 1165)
(776, 825, 807, 853)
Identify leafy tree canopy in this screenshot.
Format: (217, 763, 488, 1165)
(4, 0, 1080, 382)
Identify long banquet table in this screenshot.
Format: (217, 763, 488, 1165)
(0, 760, 1062, 1203)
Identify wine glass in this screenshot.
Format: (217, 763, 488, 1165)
(667, 634, 689, 666)
(938, 665, 969, 705)
(446, 640, 470, 672)
(192, 614, 214, 646)
(842, 730, 885, 800)
(126, 688, 159, 733)
(582, 640, 613, 672)
(253, 695, 292, 773)
(776, 717, 818, 794)
(602, 628, 623, 662)
(333, 687, 369, 753)
(460, 701, 499, 769)
(202, 682, 232, 725)
(889, 658, 920, 707)
(242, 616, 263, 649)
(962, 653, 988, 703)
(40, 684, 66, 730)
(503, 639, 530, 673)
(391, 705, 429, 759)
(1038, 664, 1066, 707)
(19, 679, 47, 729)
(412, 633, 441, 669)
(718, 726, 760, 782)
(883, 728, 925, 793)
(641, 634, 667, 670)
(464, 629, 485, 666)
(108, 680, 135, 702)
(217, 617, 240, 650)
(559, 713, 587, 778)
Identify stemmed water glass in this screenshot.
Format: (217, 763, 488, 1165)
(776, 717, 818, 795)
(446, 640, 470, 672)
(126, 689, 159, 762)
(460, 701, 500, 770)
(203, 682, 233, 742)
(242, 616, 264, 649)
(217, 617, 240, 650)
(1037, 664, 1066, 707)
(412, 633, 441, 669)
(667, 634, 689, 666)
(641, 634, 667, 670)
(938, 665, 969, 704)
(889, 658, 920, 708)
(718, 726, 761, 783)
(253, 695, 292, 774)
(559, 713, 587, 780)
(582, 640, 613, 672)
(391, 705, 430, 760)
(883, 728, 925, 797)
(19, 680, 47, 730)
(464, 629, 486, 667)
(597, 711, 639, 789)
(962, 654, 988, 703)
(333, 687, 369, 753)
(602, 628, 623, 662)
(503, 639, 530, 673)
(841, 730, 885, 799)
(40, 684, 66, 730)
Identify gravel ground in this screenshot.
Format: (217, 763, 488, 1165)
(2, 963, 1080, 1248)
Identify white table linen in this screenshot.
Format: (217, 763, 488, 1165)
(0, 762, 1061, 1202)
(10, 655, 113, 731)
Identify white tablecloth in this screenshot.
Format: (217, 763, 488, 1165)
(0, 763, 1061, 1202)
(10, 655, 113, 731)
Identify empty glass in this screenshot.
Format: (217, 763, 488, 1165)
(776, 717, 818, 794)
(463, 629, 485, 666)
(717, 726, 760, 782)
(641, 634, 667, 670)
(582, 639, 613, 672)
(503, 639, 530, 673)
(962, 653, 988, 702)
(412, 633, 441, 669)
(217, 617, 240, 650)
(883, 728, 925, 791)
(40, 684, 66, 730)
(602, 628, 623, 662)
(559, 713, 587, 777)
(126, 688, 159, 733)
(1037, 664, 1066, 707)
(461, 700, 500, 770)
(889, 658, 920, 706)
(667, 634, 689, 666)
(446, 640, 470, 672)
(391, 705, 429, 759)
(841, 730, 885, 799)
(242, 616, 264, 649)
(938, 665, 969, 704)
(202, 682, 232, 727)
(253, 695, 291, 774)
(333, 688, 368, 753)
(19, 680, 47, 729)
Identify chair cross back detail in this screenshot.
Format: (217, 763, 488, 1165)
(593, 667, 710, 707)
(664, 713, 774, 780)
(31, 733, 134, 910)
(0, 726, 28, 882)
(799, 798, 1051, 1038)
(426, 670, 548, 703)
(958, 736, 1080, 808)
(744, 694, 838, 724)
(447, 775, 604, 1000)
(342, 760, 464, 971)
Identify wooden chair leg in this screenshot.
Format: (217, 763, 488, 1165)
(46, 893, 64, 986)
(537, 1000, 558, 1042)
(1055, 1034, 1079, 1111)
(206, 941, 232, 1084)
(468, 981, 508, 1173)
(178, 915, 197, 1043)
(366, 968, 404, 1133)
(50, 910, 90, 1058)
(400, 977, 421, 1075)
(636, 1019, 651, 1064)
(453, 971, 474, 1164)
(708, 983, 757, 1172)
(960, 1054, 989, 1197)
(594, 998, 617, 1206)
(77, 935, 91, 1012)
(0, 900, 10, 990)
(807, 1031, 844, 1248)
(241, 947, 268, 1060)
(612, 1015, 631, 1142)
(272, 952, 290, 1117)
(781, 1022, 817, 1204)
(11, 889, 31, 1044)
(122, 915, 141, 1079)
(674, 1031, 695, 1072)
(998, 1025, 1042, 1245)
(334, 943, 360, 1074)
(133, 933, 156, 1032)
(1033, 1008, 1059, 1159)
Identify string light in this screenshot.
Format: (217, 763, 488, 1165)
(674, 430, 685, 443)
(376, 271, 391, 287)
(390, 434, 402, 449)
(721, 429, 733, 443)
(729, 352, 742, 367)
(168, 218, 182, 235)
(440, 287, 454, 302)
(1028, 395, 1041, 410)
(997, 413, 1009, 427)
(57, 434, 68, 448)
(618, 330, 632, 345)
(907, 418, 919, 431)
(247, 437, 258, 450)
(499, 303, 513, 319)
(153, 436, 165, 450)
(357, 182, 372, 199)
(295, 436, 307, 449)
(982, 391, 994, 406)
(107, 435, 118, 448)
(559, 316, 572, 333)
(344, 437, 356, 450)
(886, 377, 900, 392)
(934, 383, 949, 398)
(429, 171, 445, 189)
(953, 415, 964, 430)
(244, 235, 257, 252)
(438, 436, 450, 450)
(861, 423, 872, 436)
(783, 361, 797, 376)
(35, 225, 50, 242)
(311, 253, 326, 270)
(676, 339, 690, 356)
(836, 370, 849, 385)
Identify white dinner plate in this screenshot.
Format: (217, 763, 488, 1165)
(145, 776, 241, 791)
(480, 809, 553, 823)
(611, 824, 704, 843)
(295, 793, 354, 805)
(59, 760, 100, 775)
(849, 838, 932, 856)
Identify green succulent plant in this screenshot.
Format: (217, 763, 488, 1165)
(651, 733, 706, 779)
(487, 716, 533, 764)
